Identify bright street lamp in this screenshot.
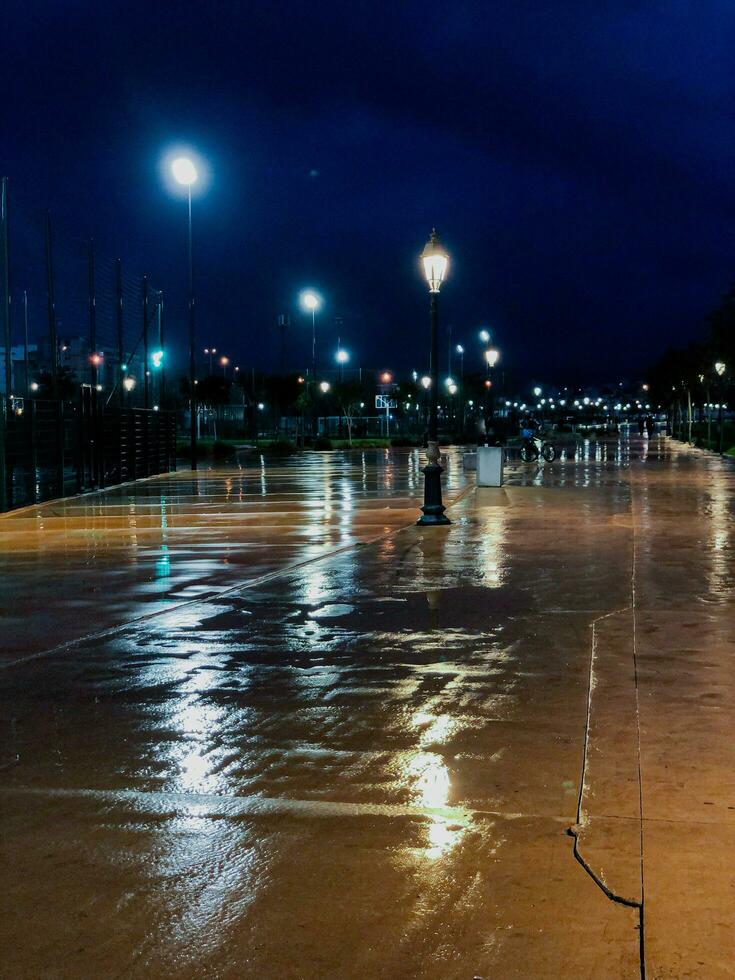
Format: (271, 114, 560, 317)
(485, 347, 499, 368)
(479, 329, 490, 344)
(172, 157, 198, 186)
(418, 228, 450, 526)
(533, 386, 542, 397)
(715, 361, 726, 377)
(420, 375, 431, 389)
(335, 346, 349, 381)
(169, 153, 199, 467)
(319, 381, 330, 393)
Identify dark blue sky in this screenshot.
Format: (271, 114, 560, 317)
(4, 1, 735, 384)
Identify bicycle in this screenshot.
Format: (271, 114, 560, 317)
(519, 434, 556, 462)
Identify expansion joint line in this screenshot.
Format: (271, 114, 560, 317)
(568, 470, 646, 979)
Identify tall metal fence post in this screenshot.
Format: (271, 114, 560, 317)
(1, 178, 11, 405)
(45, 211, 64, 495)
(1, 178, 11, 508)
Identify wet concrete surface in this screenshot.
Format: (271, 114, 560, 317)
(0, 438, 732, 977)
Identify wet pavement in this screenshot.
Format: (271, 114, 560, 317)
(0, 438, 733, 978)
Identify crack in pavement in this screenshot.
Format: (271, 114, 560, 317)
(568, 471, 646, 980)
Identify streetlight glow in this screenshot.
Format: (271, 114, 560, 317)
(336, 349, 349, 364)
(300, 290, 321, 312)
(715, 361, 726, 376)
(420, 228, 449, 293)
(171, 157, 198, 186)
(455, 344, 464, 354)
(479, 329, 490, 343)
(319, 381, 330, 393)
(420, 375, 431, 389)
(485, 347, 500, 368)
(533, 386, 542, 397)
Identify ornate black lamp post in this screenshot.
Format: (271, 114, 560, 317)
(417, 229, 451, 526)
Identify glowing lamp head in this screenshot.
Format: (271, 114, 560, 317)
(151, 350, 164, 369)
(319, 381, 330, 393)
(380, 371, 393, 384)
(420, 228, 449, 293)
(485, 347, 500, 368)
(479, 329, 490, 343)
(90, 352, 103, 367)
(448, 384, 458, 395)
(257, 402, 265, 410)
(715, 361, 726, 376)
(123, 376, 136, 392)
(301, 290, 320, 312)
(171, 157, 198, 186)
(484, 379, 492, 389)
(220, 356, 229, 366)
(30, 381, 39, 392)
(455, 344, 464, 354)
(336, 349, 349, 364)
(420, 375, 431, 389)
(445, 377, 455, 388)
(533, 386, 542, 397)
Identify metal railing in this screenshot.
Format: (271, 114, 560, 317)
(0, 398, 176, 512)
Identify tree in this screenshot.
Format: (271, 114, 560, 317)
(332, 378, 370, 446)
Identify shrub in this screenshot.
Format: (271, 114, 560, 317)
(264, 439, 297, 454)
(212, 440, 237, 458)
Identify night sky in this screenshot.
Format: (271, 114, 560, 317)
(4, 1, 735, 385)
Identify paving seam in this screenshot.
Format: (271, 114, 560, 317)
(0, 482, 475, 671)
(568, 466, 646, 980)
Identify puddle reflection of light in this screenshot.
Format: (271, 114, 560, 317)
(406, 750, 466, 859)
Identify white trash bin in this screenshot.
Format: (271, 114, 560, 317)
(477, 446, 504, 486)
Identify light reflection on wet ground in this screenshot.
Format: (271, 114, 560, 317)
(1, 434, 734, 977)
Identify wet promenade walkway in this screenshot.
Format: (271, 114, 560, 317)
(1, 437, 733, 977)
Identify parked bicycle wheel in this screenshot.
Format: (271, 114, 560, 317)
(541, 443, 556, 462)
(520, 441, 539, 462)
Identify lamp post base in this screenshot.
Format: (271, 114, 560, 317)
(417, 447, 451, 526)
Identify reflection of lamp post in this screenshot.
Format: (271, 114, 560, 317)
(171, 155, 199, 467)
(417, 229, 450, 526)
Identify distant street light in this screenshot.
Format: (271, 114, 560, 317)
(485, 347, 499, 368)
(220, 354, 229, 377)
(203, 347, 216, 372)
(319, 380, 330, 393)
(123, 376, 136, 392)
(417, 228, 450, 526)
(533, 386, 542, 397)
(479, 329, 490, 344)
(300, 290, 321, 380)
(171, 153, 199, 468)
(335, 346, 349, 381)
(715, 361, 726, 377)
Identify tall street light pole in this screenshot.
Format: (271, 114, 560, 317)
(417, 229, 451, 526)
(301, 290, 321, 436)
(172, 157, 198, 468)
